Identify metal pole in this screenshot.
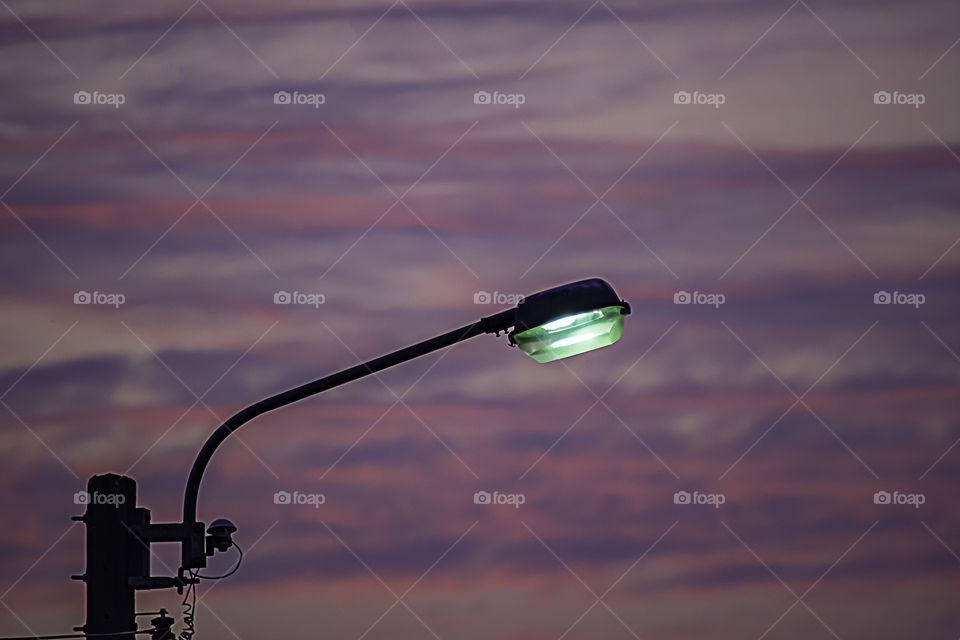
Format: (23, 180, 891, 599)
(80, 473, 139, 640)
(183, 310, 515, 527)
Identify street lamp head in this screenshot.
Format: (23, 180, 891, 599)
(508, 278, 630, 363)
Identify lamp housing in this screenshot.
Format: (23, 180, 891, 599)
(508, 278, 630, 363)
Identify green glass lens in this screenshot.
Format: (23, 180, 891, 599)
(513, 305, 626, 363)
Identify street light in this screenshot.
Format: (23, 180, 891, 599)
(509, 278, 629, 363)
(182, 277, 630, 529)
(75, 277, 630, 639)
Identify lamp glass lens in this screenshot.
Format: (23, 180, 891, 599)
(513, 305, 625, 363)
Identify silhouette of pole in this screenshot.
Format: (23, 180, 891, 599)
(75, 474, 141, 640)
(182, 310, 515, 526)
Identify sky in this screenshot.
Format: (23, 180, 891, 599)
(1, 0, 959, 638)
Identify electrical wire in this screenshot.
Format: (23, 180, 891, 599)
(177, 541, 243, 638)
(195, 542, 243, 580)
(8, 543, 245, 640)
(0, 631, 152, 639)
(176, 570, 197, 640)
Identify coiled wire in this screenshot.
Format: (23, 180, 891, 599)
(177, 570, 197, 640)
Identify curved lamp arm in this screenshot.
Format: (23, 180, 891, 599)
(182, 309, 515, 524)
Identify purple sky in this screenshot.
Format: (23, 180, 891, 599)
(1, 1, 960, 638)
